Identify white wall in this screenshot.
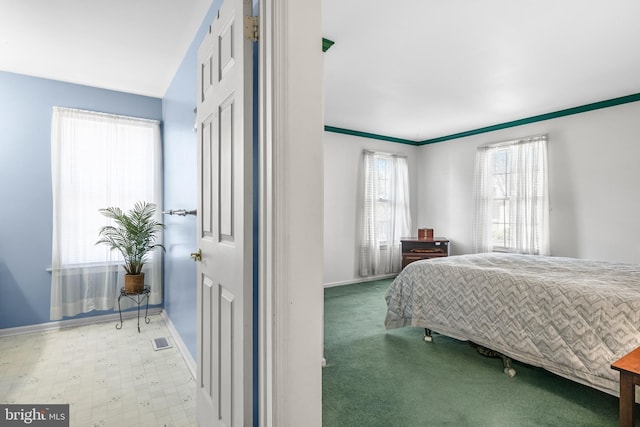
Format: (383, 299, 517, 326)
(324, 101, 640, 285)
(417, 101, 640, 263)
(323, 132, 418, 285)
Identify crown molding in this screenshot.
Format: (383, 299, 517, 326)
(324, 93, 640, 146)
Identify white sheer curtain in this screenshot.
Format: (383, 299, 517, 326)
(359, 150, 411, 276)
(472, 135, 549, 255)
(50, 107, 163, 320)
(471, 146, 494, 253)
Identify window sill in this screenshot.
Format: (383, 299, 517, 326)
(46, 262, 122, 273)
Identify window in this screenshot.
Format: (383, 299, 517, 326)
(50, 107, 162, 320)
(491, 147, 511, 250)
(359, 150, 411, 276)
(472, 135, 549, 255)
(374, 156, 392, 247)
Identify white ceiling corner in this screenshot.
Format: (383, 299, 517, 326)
(0, 0, 211, 98)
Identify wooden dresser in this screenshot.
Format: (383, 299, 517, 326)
(401, 238, 450, 269)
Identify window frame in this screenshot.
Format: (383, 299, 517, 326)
(50, 106, 164, 320)
(472, 134, 549, 255)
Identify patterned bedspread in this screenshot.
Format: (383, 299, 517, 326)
(384, 253, 640, 395)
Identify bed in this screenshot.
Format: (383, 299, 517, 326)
(384, 252, 640, 395)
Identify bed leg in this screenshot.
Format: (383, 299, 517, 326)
(424, 328, 433, 343)
(501, 354, 517, 377)
(472, 343, 517, 377)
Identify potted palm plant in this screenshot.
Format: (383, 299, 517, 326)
(96, 201, 165, 294)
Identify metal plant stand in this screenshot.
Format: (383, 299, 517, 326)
(116, 285, 151, 333)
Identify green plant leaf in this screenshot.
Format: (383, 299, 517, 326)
(96, 201, 165, 275)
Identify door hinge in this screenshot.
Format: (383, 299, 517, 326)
(244, 15, 259, 42)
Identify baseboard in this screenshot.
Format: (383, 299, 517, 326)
(323, 274, 397, 288)
(161, 311, 197, 380)
(0, 307, 163, 338)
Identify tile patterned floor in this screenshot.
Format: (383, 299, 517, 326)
(0, 314, 196, 427)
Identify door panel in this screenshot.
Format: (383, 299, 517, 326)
(219, 96, 234, 240)
(219, 286, 234, 423)
(202, 115, 214, 236)
(202, 275, 214, 397)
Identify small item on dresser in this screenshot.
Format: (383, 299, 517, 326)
(410, 248, 444, 254)
(418, 228, 434, 240)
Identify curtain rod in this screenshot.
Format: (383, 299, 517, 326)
(478, 134, 547, 150)
(363, 149, 408, 159)
(53, 106, 160, 125)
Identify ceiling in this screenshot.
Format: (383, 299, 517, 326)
(1, 1, 639, 141)
(323, 0, 640, 141)
(0, 0, 211, 98)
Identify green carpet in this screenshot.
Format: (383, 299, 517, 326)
(323, 279, 620, 427)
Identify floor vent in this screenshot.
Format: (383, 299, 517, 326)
(152, 337, 172, 351)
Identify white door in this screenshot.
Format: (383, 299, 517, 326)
(195, 0, 253, 425)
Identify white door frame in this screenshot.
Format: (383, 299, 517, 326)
(257, 0, 324, 425)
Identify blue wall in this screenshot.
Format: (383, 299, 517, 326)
(0, 71, 162, 329)
(162, 0, 222, 359)
(0, 1, 222, 361)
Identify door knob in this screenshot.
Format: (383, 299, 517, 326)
(190, 249, 202, 262)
